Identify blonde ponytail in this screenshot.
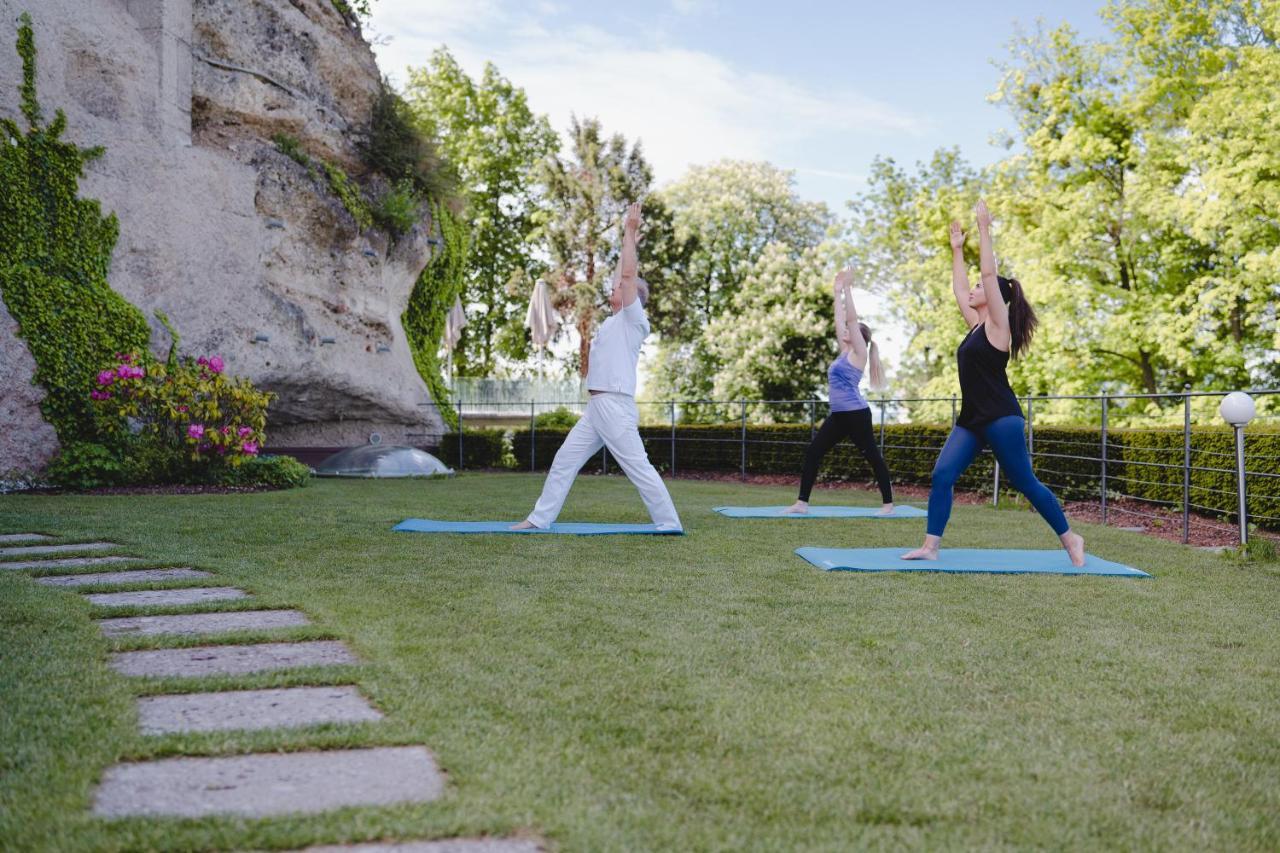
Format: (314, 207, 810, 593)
(867, 340, 886, 391)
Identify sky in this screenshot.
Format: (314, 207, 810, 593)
(366, 0, 1115, 380)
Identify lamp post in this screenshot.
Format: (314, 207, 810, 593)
(1218, 391, 1256, 546)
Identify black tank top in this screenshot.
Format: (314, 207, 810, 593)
(956, 322, 1022, 429)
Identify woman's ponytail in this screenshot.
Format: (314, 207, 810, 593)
(999, 276, 1038, 358)
(859, 322, 886, 390)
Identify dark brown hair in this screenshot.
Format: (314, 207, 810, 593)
(998, 276, 1038, 358)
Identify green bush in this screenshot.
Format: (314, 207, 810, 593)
(534, 407, 580, 429)
(373, 179, 421, 236)
(219, 455, 311, 489)
(504, 420, 1280, 528)
(439, 428, 507, 469)
(360, 85, 454, 202)
(45, 442, 128, 490)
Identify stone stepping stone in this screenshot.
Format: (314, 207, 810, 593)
(110, 640, 356, 677)
(85, 587, 247, 608)
(1, 555, 140, 571)
(302, 841, 541, 852)
(98, 609, 309, 637)
(136, 685, 382, 734)
(92, 746, 442, 818)
(0, 533, 52, 543)
(0, 541, 118, 557)
(38, 568, 213, 588)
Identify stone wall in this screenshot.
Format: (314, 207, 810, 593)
(0, 0, 442, 474)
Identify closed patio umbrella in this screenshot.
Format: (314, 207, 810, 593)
(525, 280, 560, 375)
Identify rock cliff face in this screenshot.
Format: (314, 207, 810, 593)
(0, 0, 442, 474)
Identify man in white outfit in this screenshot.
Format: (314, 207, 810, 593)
(512, 202, 683, 532)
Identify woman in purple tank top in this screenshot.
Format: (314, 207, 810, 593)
(784, 270, 895, 515)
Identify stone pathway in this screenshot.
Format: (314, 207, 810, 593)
(0, 532, 52, 543)
(8, 534, 538, 849)
(110, 640, 356, 678)
(98, 609, 309, 637)
(1, 555, 141, 571)
(37, 567, 213, 587)
(93, 747, 443, 818)
(136, 686, 382, 734)
(0, 541, 119, 557)
(302, 842, 541, 853)
(86, 586, 248, 608)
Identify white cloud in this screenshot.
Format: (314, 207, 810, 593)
(367, 0, 928, 188)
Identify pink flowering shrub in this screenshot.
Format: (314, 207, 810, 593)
(88, 351, 274, 481)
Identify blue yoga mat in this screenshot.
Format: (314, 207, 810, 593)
(795, 547, 1150, 577)
(714, 505, 927, 519)
(394, 519, 684, 536)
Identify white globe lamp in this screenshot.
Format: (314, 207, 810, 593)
(1219, 391, 1255, 545)
(1219, 391, 1256, 427)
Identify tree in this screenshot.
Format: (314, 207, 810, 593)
(846, 150, 983, 420)
(644, 161, 833, 401)
(404, 49, 559, 376)
(538, 116, 651, 378)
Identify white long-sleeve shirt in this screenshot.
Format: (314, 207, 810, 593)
(585, 299, 649, 397)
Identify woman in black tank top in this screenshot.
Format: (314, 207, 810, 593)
(901, 201, 1085, 567)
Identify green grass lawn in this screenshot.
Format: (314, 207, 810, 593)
(2, 473, 1278, 851)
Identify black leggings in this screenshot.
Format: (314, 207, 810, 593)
(798, 408, 893, 503)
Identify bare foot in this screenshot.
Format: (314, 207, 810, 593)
(509, 520, 537, 531)
(900, 545, 938, 561)
(1061, 530, 1085, 567)
(782, 500, 809, 515)
(875, 503, 895, 516)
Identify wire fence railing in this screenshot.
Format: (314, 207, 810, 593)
(418, 389, 1280, 544)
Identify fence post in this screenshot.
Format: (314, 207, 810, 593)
(1026, 396, 1034, 455)
(1234, 423, 1248, 546)
(809, 399, 816, 440)
(1100, 394, 1108, 525)
(992, 460, 1000, 506)
(530, 401, 536, 472)
(456, 401, 464, 471)
(670, 401, 676, 475)
(1182, 391, 1191, 544)
(951, 396, 957, 428)
(740, 400, 747, 482)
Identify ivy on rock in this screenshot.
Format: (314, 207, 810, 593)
(0, 13, 151, 444)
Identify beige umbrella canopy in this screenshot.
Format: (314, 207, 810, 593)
(526, 279, 560, 350)
(444, 296, 467, 352)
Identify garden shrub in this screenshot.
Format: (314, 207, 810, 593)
(505, 421, 1280, 528)
(439, 428, 507, 469)
(534, 407, 580, 429)
(218, 455, 311, 489)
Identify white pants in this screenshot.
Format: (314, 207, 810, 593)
(526, 393, 682, 530)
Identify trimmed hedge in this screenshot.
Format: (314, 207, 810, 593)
(502, 423, 1280, 529)
(439, 428, 507, 469)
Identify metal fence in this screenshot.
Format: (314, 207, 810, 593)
(423, 389, 1280, 543)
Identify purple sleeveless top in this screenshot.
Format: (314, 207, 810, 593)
(828, 355, 868, 412)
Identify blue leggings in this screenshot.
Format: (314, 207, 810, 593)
(927, 416, 1069, 537)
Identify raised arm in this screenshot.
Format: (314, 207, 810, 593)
(618, 202, 642, 307)
(833, 269, 853, 351)
(974, 199, 1011, 349)
(950, 220, 980, 328)
(841, 278, 869, 369)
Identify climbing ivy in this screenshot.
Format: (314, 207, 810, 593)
(403, 204, 469, 429)
(0, 13, 151, 444)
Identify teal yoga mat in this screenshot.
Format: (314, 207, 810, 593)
(714, 505, 927, 519)
(394, 519, 683, 535)
(795, 547, 1150, 577)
